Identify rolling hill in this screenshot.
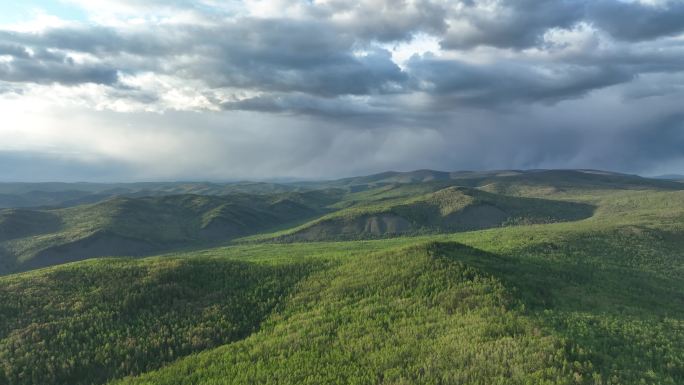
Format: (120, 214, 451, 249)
(2, 169, 680, 210)
(297, 169, 683, 193)
(273, 186, 595, 241)
(1, 195, 683, 384)
(1, 169, 681, 274)
(0, 191, 336, 274)
(0, 182, 306, 209)
(0, 257, 320, 385)
(110, 234, 684, 385)
(0, 170, 683, 385)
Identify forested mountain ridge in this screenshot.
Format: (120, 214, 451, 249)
(1, 169, 679, 209)
(273, 186, 595, 241)
(0, 257, 321, 385)
(0, 191, 337, 274)
(0, 170, 683, 385)
(4, 169, 663, 274)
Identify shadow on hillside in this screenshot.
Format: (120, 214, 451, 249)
(19, 233, 241, 275)
(0, 245, 13, 275)
(430, 241, 684, 383)
(0, 257, 320, 385)
(430, 241, 683, 317)
(0, 210, 64, 241)
(275, 195, 597, 243)
(8, 212, 330, 276)
(24, 231, 166, 273)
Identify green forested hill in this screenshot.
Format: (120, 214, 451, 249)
(111, 234, 684, 385)
(0, 171, 683, 385)
(0, 191, 336, 274)
(297, 169, 683, 193)
(273, 186, 595, 241)
(1, 169, 678, 210)
(0, 182, 307, 209)
(0, 257, 320, 385)
(6, 169, 653, 274)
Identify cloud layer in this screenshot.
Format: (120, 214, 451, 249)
(0, 0, 683, 180)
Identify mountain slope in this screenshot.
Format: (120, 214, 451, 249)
(114, 243, 570, 385)
(3, 169, 678, 209)
(274, 186, 595, 241)
(0, 184, 683, 385)
(297, 169, 684, 193)
(0, 257, 319, 385)
(112, 230, 684, 385)
(1, 170, 680, 273)
(0, 182, 308, 209)
(476, 169, 684, 196)
(0, 191, 335, 274)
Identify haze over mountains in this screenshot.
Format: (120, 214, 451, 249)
(654, 174, 684, 181)
(1, 167, 684, 385)
(0, 169, 676, 209)
(0, 168, 681, 275)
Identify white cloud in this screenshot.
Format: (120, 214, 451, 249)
(0, 11, 73, 33)
(384, 33, 441, 68)
(0, 0, 683, 180)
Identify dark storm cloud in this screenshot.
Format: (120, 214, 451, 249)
(0, 58, 118, 85)
(588, 0, 684, 42)
(570, 42, 684, 75)
(0, 43, 31, 58)
(1, 0, 684, 180)
(0, 1, 682, 106)
(406, 56, 633, 106)
(220, 93, 406, 127)
(1, 26, 191, 56)
(441, 0, 583, 49)
(314, 0, 448, 41)
(0, 19, 405, 96)
(0, 31, 119, 85)
(188, 22, 406, 96)
(439, 0, 684, 50)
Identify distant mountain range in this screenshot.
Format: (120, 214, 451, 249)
(653, 174, 684, 181)
(0, 169, 681, 274)
(2, 168, 684, 385)
(1, 169, 680, 209)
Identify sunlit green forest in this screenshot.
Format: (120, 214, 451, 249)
(0, 170, 683, 385)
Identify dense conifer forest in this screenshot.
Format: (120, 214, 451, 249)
(0, 170, 683, 385)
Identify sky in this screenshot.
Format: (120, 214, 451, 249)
(0, 0, 683, 182)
